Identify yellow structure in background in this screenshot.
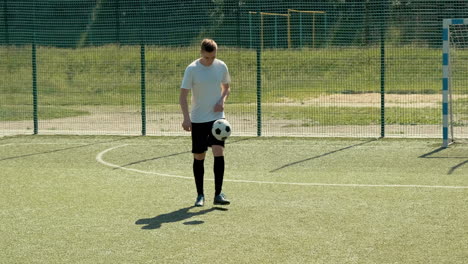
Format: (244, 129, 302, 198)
(248, 11, 289, 49)
(287, 9, 326, 48)
(249, 10, 326, 49)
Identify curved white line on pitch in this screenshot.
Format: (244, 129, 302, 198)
(96, 144, 193, 180)
(96, 144, 468, 189)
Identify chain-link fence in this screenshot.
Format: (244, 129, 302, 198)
(1, 0, 467, 138)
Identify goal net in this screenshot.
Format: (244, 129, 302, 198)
(442, 19, 468, 147)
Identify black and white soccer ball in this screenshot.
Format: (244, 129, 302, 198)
(212, 119, 232, 141)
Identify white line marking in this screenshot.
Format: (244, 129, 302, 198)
(96, 144, 192, 180)
(0, 143, 14, 147)
(96, 144, 468, 190)
(1, 143, 89, 145)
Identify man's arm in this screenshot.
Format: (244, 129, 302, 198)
(179, 88, 191, 131)
(214, 83, 230, 112)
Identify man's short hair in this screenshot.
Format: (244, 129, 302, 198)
(201, 39, 217, 52)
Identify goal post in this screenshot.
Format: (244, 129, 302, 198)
(287, 9, 327, 48)
(442, 18, 468, 147)
(248, 11, 290, 49)
(247, 10, 327, 49)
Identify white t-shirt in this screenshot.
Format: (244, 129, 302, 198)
(181, 58, 231, 123)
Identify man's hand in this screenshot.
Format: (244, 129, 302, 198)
(215, 83, 230, 112)
(179, 89, 191, 131)
(214, 101, 224, 112)
(182, 119, 192, 131)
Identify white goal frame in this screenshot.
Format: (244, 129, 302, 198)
(442, 18, 468, 147)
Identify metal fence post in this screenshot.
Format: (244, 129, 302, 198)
(140, 0, 147, 136)
(140, 45, 146, 136)
(380, 2, 388, 138)
(32, 0, 38, 134)
(3, 0, 9, 45)
(256, 4, 262, 137)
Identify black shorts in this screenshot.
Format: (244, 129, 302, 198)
(191, 120, 225, 154)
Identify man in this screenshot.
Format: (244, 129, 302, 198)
(179, 39, 231, 207)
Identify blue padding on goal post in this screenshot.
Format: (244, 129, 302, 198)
(443, 103, 449, 115)
(443, 28, 449, 41)
(443, 78, 449, 91)
(443, 53, 449, 66)
(452, 19, 464, 25)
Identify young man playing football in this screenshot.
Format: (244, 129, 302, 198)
(179, 39, 231, 207)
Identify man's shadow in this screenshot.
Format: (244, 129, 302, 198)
(135, 206, 227, 230)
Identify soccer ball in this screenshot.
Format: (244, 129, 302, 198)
(212, 119, 232, 141)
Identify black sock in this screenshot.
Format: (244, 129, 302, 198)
(214, 156, 225, 196)
(193, 159, 205, 196)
